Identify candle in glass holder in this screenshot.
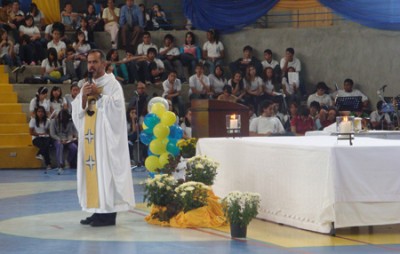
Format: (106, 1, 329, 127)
(230, 115, 238, 129)
(339, 116, 352, 133)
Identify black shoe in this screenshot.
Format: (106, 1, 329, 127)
(89, 213, 116, 227)
(80, 213, 97, 225)
(90, 220, 116, 227)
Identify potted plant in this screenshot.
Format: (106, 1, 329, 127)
(222, 191, 261, 238)
(174, 181, 210, 212)
(176, 138, 197, 158)
(185, 155, 219, 185)
(144, 174, 180, 221)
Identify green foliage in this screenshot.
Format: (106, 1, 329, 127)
(185, 156, 219, 186)
(222, 191, 261, 227)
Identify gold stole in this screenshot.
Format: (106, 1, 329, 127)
(83, 89, 103, 208)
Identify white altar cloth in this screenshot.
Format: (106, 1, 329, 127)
(197, 136, 400, 233)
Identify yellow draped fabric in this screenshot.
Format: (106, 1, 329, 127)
(272, 0, 333, 27)
(274, 0, 322, 9)
(145, 190, 227, 228)
(83, 95, 101, 208)
(32, 0, 61, 25)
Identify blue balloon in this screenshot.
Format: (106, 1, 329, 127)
(144, 113, 160, 129)
(148, 172, 156, 178)
(169, 125, 183, 140)
(143, 127, 153, 135)
(140, 132, 154, 145)
(166, 141, 180, 156)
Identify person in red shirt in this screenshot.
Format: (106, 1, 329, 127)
(290, 106, 314, 136)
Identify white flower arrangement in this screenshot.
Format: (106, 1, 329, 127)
(175, 181, 211, 212)
(144, 174, 177, 207)
(185, 156, 219, 185)
(222, 191, 261, 227)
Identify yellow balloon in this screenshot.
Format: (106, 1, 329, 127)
(149, 139, 167, 155)
(145, 156, 160, 172)
(161, 111, 177, 126)
(161, 138, 169, 146)
(151, 102, 167, 118)
(153, 123, 170, 139)
(142, 122, 148, 130)
(159, 152, 171, 167)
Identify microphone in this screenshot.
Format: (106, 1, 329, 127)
(88, 71, 93, 84)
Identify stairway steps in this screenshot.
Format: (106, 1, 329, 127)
(0, 113, 27, 123)
(0, 133, 32, 146)
(0, 84, 14, 93)
(0, 103, 22, 113)
(0, 92, 18, 103)
(0, 146, 42, 169)
(0, 124, 29, 133)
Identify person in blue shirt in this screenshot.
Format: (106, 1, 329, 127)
(119, 0, 144, 51)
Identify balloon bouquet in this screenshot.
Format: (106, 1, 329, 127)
(140, 97, 183, 176)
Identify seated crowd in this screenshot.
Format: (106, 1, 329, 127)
(1, 0, 397, 171)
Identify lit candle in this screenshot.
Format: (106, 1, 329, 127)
(230, 115, 238, 129)
(339, 117, 352, 133)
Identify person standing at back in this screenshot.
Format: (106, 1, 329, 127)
(119, 0, 143, 50)
(71, 49, 134, 227)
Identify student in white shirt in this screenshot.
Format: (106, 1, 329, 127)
(202, 29, 224, 75)
(162, 71, 184, 117)
(102, 0, 120, 49)
(189, 63, 209, 100)
(137, 31, 158, 55)
(250, 100, 285, 136)
(335, 78, 369, 111)
(370, 100, 392, 130)
(159, 34, 185, 82)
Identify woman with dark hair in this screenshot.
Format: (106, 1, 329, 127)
(41, 47, 70, 84)
(243, 64, 263, 112)
(217, 85, 237, 103)
(228, 71, 246, 103)
(138, 3, 152, 31)
(49, 86, 67, 118)
(290, 106, 314, 136)
(50, 108, 78, 174)
(307, 81, 333, 107)
(208, 64, 227, 98)
(84, 3, 104, 31)
(180, 31, 201, 75)
(150, 3, 171, 30)
(202, 29, 224, 74)
(180, 108, 192, 139)
(19, 15, 46, 64)
(106, 48, 129, 84)
(27, 3, 45, 29)
(29, 106, 52, 172)
(73, 30, 91, 58)
(29, 86, 50, 118)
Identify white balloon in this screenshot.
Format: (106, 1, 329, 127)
(147, 97, 169, 113)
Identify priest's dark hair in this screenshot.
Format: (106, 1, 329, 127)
(88, 49, 106, 62)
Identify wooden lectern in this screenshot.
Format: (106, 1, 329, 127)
(191, 100, 249, 138)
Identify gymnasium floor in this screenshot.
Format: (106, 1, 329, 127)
(1, 169, 400, 254)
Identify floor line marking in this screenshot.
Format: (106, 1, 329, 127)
(335, 235, 400, 252)
(130, 209, 315, 254)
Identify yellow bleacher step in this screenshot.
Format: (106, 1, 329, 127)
(0, 113, 27, 124)
(0, 124, 29, 133)
(0, 92, 18, 103)
(0, 84, 14, 93)
(0, 146, 41, 169)
(0, 65, 5, 72)
(0, 73, 8, 83)
(0, 133, 32, 146)
(0, 103, 22, 113)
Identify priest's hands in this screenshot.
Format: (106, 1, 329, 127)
(82, 82, 100, 98)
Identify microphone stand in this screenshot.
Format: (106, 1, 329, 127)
(131, 91, 144, 171)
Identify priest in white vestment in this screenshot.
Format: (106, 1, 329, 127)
(72, 49, 135, 227)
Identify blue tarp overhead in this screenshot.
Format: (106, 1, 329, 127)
(183, 0, 280, 33)
(319, 0, 400, 31)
